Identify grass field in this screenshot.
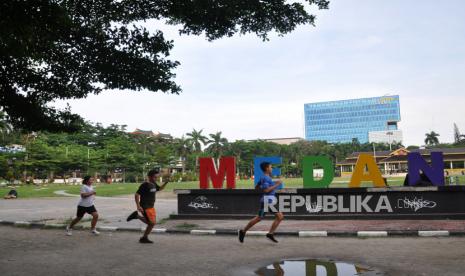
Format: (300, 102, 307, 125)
(1, 176, 463, 198)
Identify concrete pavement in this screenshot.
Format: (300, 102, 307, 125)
(1, 226, 465, 275)
(1, 194, 465, 234)
(0, 192, 177, 228)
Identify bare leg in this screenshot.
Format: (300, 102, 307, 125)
(68, 216, 82, 229)
(137, 215, 148, 224)
(243, 216, 262, 233)
(142, 222, 155, 239)
(90, 212, 99, 230)
(268, 212, 284, 234)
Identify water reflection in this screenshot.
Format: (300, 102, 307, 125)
(256, 259, 381, 276)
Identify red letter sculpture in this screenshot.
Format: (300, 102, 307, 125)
(199, 157, 236, 189)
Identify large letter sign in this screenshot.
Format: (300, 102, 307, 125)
(349, 154, 386, 188)
(199, 157, 236, 189)
(408, 152, 445, 186)
(302, 156, 334, 188)
(254, 156, 282, 186)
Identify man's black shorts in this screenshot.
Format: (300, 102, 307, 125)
(76, 205, 97, 217)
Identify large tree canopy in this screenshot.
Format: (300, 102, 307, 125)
(0, 0, 329, 132)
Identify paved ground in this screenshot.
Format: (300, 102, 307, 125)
(162, 219, 465, 232)
(1, 226, 465, 276)
(0, 193, 177, 228)
(2, 195, 465, 232)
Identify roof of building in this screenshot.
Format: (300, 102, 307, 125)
(337, 147, 465, 166)
(131, 129, 154, 135)
(129, 129, 172, 139)
(345, 151, 392, 159)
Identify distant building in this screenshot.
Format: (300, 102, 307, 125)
(130, 128, 172, 139)
(304, 95, 402, 143)
(337, 147, 465, 177)
(368, 130, 403, 144)
(247, 137, 303, 145)
(0, 144, 25, 153)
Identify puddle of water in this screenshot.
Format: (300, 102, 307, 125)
(255, 259, 382, 276)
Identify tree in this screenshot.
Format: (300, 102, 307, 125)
(206, 132, 228, 159)
(0, 0, 329, 132)
(453, 123, 465, 145)
(186, 129, 208, 153)
(186, 128, 208, 173)
(226, 140, 251, 177)
(173, 136, 193, 174)
(425, 131, 440, 146)
(0, 111, 11, 143)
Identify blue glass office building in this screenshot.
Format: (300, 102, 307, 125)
(304, 96, 401, 143)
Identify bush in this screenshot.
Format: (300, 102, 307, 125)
(171, 172, 198, 182)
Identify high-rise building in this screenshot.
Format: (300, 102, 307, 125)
(304, 95, 401, 143)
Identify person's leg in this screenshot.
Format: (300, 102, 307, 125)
(68, 206, 85, 233)
(238, 216, 262, 243)
(268, 212, 284, 234)
(140, 208, 156, 243)
(137, 214, 148, 224)
(68, 216, 82, 229)
(90, 212, 99, 230)
(143, 222, 155, 238)
(243, 216, 262, 233)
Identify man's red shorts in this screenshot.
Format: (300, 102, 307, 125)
(143, 208, 156, 224)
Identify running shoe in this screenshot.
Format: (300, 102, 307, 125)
(238, 230, 245, 243)
(266, 233, 278, 243)
(127, 211, 138, 222)
(66, 226, 72, 236)
(139, 237, 154, 244)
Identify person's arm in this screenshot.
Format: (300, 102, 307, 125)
(157, 181, 169, 191)
(80, 188, 96, 198)
(135, 193, 143, 213)
(263, 179, 282, 193)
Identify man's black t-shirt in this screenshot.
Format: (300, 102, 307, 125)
(136, 182, 160, 209)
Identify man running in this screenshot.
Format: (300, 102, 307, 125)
(126, 168, 170, 243)
(238, 162, 284, 243)
(66, 176, 100, 236)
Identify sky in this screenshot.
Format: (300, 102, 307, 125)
(54, 0, 465, 146)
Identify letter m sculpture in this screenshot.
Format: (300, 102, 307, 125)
(199, 157, 236, 189)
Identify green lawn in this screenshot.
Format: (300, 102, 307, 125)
(1, 176, 463, 198)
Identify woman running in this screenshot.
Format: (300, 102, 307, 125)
(66, 176, 100, 236)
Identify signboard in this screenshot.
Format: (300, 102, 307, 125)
(177, 186, 465, 219)
(198, 151, 446, 189)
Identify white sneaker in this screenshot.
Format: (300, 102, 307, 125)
(66, 226, 72, 236)
(91, 229, 100, 235)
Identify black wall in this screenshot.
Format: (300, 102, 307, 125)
(176, 186, 465, 220)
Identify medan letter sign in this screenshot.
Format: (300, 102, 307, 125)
(199, 157, 236, 189)
(198, 152, 446, 189)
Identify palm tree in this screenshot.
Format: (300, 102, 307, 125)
(206, 131, 228, 159)
(173, 136, 193, 174)
(186, 129, 208, 152)
(425, 131, 440, 146)
(186, 129, 208, 174)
